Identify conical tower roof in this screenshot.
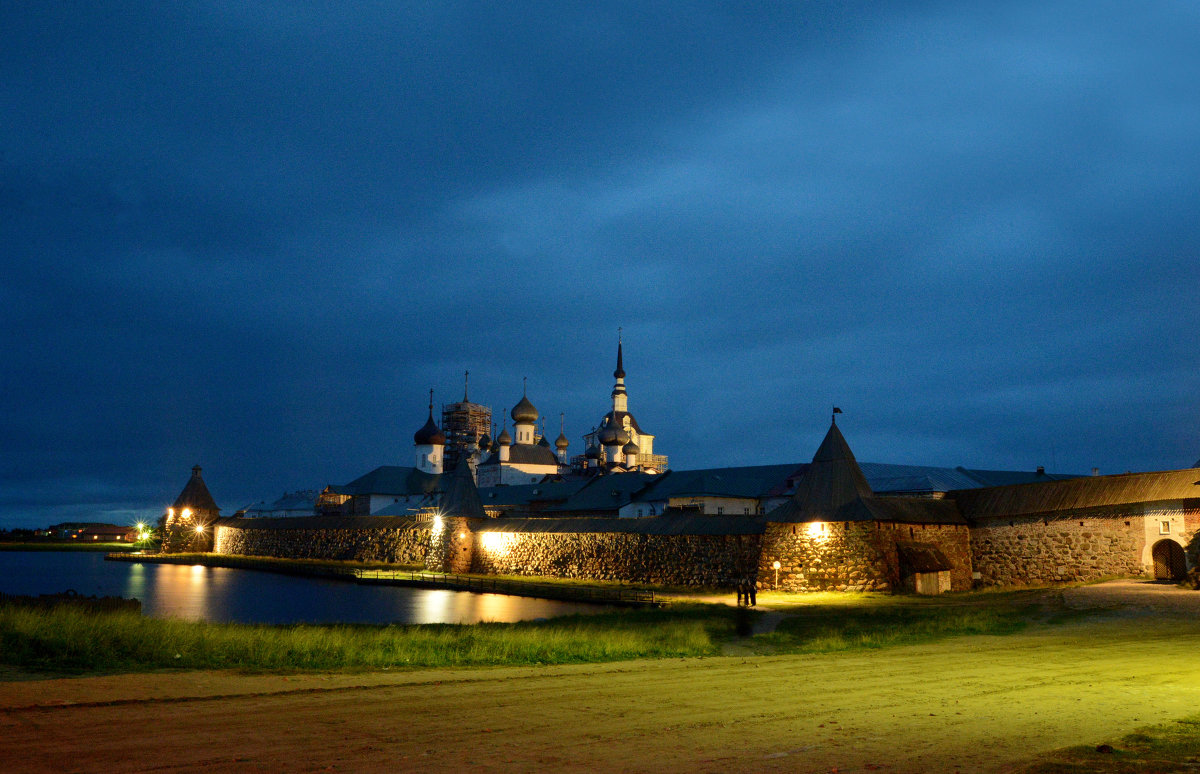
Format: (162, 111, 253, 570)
(171, 465, 220, 513)
(438, 461, 486, 519)
(768, 421, 873, 522)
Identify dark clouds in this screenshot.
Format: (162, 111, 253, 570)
(3, 1, 1199, 528)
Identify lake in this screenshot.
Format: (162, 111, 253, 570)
(0, 551, 615, 625)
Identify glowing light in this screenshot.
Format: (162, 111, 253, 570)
(168, 508, 175, 518)
(806, 521, 826, 539)
(479, 532, 513, 553)
(458, 532, 466, 540)
(181, 508, 192, 519)
(432, 513, 443, 530)
(194, 524, 205, 534)
(772, 561, 781, 570)
(136, 522, 145, 531)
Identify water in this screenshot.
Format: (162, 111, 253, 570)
(0, 551, 615, 625)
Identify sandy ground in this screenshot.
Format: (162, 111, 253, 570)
(2, 580, 1199, 774)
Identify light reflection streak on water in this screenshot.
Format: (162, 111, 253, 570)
(0, 552, 616, 625)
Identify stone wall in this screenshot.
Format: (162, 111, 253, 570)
(758, 521, 972, 592)
(214, 524, 430, 564)
(472, 530, 761, 586)
(969, 510, 1147, 586)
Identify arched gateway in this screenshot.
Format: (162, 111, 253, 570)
(1151, 539, 1187, 581)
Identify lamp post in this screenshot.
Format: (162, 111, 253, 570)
(772, 560, 781, 590)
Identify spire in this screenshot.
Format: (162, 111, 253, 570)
(463, 370, 470, 402)
(614, 328, 625, 379)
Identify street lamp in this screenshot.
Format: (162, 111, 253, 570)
(772, 560, 781, 589)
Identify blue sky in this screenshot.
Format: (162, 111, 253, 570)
(3, 2, 1199, 528)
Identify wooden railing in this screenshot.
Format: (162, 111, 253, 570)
(353, 569, 656, 605)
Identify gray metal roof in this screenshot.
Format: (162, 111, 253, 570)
(479, 444, 560, 467)
(326, 466, 441, 497)
(638, 464, 797, 500)
(859, 463, 983, 494)
(478, 479, 590, 506)
(546, 471, 659, 512)
(954, 467, 1082, 487)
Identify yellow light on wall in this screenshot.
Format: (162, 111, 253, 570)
(194, 524, 205, 534)
(806, 521, 826, 539)
(458, 532, 466, 540)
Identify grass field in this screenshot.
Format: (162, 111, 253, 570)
(0, 588, 1065, 674)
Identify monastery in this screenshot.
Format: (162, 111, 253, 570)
(162, 342, 1199, 593)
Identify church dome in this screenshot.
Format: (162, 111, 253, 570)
(613, 425, 631, 446)
(478, 432, 492, 450)
(622, 440, 640, 455)
(497, 427, 513, 446)
(413, 414, 445, 446)
(555, 432, 569, 450)
(511, 395, 538, 424)
(599, 424, 619, 446)
(585, 443, 600, 459)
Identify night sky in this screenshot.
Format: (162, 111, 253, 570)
(4, 2, 1199, 530)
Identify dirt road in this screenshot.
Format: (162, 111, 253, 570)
(3, 589, 1199, 773)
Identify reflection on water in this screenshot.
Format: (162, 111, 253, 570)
(0, 551, 613, 625)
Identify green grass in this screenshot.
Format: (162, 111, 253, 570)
(1024, 715, 1200, 772)
(755, 595, 1051, 654)
(0, 604, 733, 674)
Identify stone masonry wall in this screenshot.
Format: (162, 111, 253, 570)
(969, 511, 1146, 587)
(472, 531, 761, 586)
(214, 524, 430, 564)
(758, 521, 972, 592)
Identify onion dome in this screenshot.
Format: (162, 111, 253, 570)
(478, 431, 492, 450)
(622, 439, 640, 455)
(497, 426, 512, 446)
(413, 409, 445, 446)
(613, 425, 631, 446)
(585, 443, 600, 459)
(599, 423, 619, 446)
(511, 394, 538, 424)
(555, 432, 569, 450)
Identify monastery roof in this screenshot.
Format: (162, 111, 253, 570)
(952, 467, 1200, 521)
(640, 464, 798, 500)
(477, 513, 767, 536)
(953, 467, 1082, 487)
(172, 466, 220, 513)
(599, 410, 644, 435)
(546, 471, 659, 512)
(478, 479, 590, 507)
(327, 466, 441, 497)
(858, 463, 985, 494)
(241, 490, 319, 516)
(479, 444, 560, 467)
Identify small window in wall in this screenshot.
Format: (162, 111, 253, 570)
(909, 527, 914, 538)
(1079, 522, 1085, 527)
(743, 507, 750, 515)
(1160, 520, 1171, 535)
(717, 507, 724, 515)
